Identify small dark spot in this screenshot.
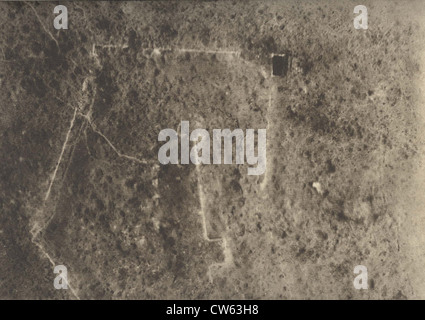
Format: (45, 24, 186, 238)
(316, 230, 328, 240)
(128, 29, 140, 50)
(95, 199, 105, 211)
(159, 23, 178, 40)
(272, 55, 289, 77)
(337, 211, 349, 222)
(300, 58, 313, 75)
(326, 159, 336, 173)
(96, 18, 111, 30)
(296, 247, 306, 257)
(230, 180, 243, 194)
(314, 93, 325, 108)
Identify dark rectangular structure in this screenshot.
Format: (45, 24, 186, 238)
(272, 54, 289, 77)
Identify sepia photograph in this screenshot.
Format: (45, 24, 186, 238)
(1, 0, 425, 307)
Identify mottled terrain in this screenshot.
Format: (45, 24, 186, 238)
(1, 0, 425, 299)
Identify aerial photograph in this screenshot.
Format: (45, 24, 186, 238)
(1, 0, 425, 305)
